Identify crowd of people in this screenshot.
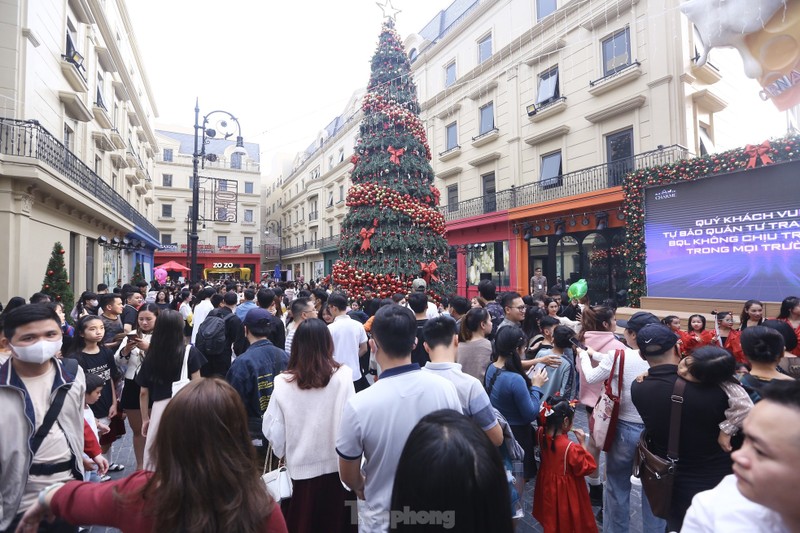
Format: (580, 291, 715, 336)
(1, 276, 799, 533)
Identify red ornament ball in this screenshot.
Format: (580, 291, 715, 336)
(58, 250, 65, 255)
(48, 270, 54, 275)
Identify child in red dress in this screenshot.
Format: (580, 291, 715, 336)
(680, 314, 717, 356)
(533, 397, 598, 533)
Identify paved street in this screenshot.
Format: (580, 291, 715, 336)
(90, 408, 644, 533)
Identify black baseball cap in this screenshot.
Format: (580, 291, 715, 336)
(616, 311, 659, 332)
(637, 324, 679, 356)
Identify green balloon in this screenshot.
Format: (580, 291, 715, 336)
(568, 279, 588, 299)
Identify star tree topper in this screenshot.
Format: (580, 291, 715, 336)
(376, 0, 402, 22)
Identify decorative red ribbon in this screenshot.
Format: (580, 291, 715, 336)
(744, 141, 773, 169)
(388, 146, 405, 165)
(419, 261, 439, 283)
(359, 227, 375, 251)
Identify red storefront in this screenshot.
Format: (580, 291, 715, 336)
(155, 244, 260, 282)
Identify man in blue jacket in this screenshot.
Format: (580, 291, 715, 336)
(225, 308, 288, 465)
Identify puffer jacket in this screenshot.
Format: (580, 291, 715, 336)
(0, 357, 85, 529)
(579, 330, 626, 407)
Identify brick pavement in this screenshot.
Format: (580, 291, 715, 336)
(89, 409, 645, 533)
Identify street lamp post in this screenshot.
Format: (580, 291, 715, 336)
(190, 99, 247, 283)
(264, 219, 282, 280)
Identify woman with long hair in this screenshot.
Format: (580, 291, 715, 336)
(114, 303, 159, 470)
(16, 378, 288, 532)
(776, 296, 800, 356)
(262, 318, 356, 533)
(521, 306, 545, 356)
(457, 307, 494, 382)
(485, 325, 548, 482)
(713, 311, 745, 363)
(738, 299, 764, 331)
(577, 305, 627, 509)
(544, 297, 580, 332)
(154, 290, 170, 310)
(136, 309, 205, 469)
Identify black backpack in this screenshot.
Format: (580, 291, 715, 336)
(195, 312, 234, 356)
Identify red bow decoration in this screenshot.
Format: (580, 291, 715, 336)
(419, 261, 439, 283)
(359, 227, 375, 251)
(388, 146, 405, 165)
(744, 141, 773, 169)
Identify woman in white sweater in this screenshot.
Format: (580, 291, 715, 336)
(262, 318, 356, 533)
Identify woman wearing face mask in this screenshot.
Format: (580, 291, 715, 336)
(115, 303, 159, 470)
(71, 292, 99, 322)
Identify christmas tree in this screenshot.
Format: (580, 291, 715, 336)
(130, 261, 146, 285)
(41, 242, 74, 312)
(332, 20, 453, 300)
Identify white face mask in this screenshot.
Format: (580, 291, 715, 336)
(89, 300, 99, 308)
(11, 339, 62, 364)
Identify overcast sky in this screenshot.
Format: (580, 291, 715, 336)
(128, 0, 453, 175)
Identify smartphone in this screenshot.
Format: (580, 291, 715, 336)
(569, 338, 587, 351)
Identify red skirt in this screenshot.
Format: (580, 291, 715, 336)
(280, 472, 357, 533)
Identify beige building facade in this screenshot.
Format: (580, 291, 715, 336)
(0, 0, 160, 301)
(268, 0, 787, 297)
(152, 129, 262, 281)
(267, 90, 364, 282)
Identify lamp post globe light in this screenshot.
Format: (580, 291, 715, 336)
(190, 99, 247, 283)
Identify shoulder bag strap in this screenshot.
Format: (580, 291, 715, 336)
(615, 349, 625, 399)
(30, 385, 70, 457)
(667, 377, 687, 461)
(180, 345, 191, 381)
(486, 366, 502, 396)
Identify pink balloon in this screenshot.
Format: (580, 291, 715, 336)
(154, 268, 168, 284)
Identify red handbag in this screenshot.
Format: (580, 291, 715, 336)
(590, 349, 625, 451)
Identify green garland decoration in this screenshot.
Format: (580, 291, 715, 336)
(622, 134, 800, 308)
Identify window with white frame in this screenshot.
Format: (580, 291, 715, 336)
(244, 209, 254, 222)
(161, 204, 172, 218)
(244, 237, 253, 254)
(479, 102, 494, 135)
(162, 234, 172, 244)
(536, 66, 560, 105)
(244, 181, 254, 194)
(536, 0, 557, 20)
(602, 28, 632, 76)
(217, 236, 227, 248)
(540, 151, 563, 185)
(327, 191, 334, 207)
(478, 33, 492, 64)
(445, 61, 456, 87)
(445, 122, 458, 151)
(230, 152, 242, 169)
(163, 148, 173, 162)
(162, 174, 172, 187)
(338, 185, 344, 202)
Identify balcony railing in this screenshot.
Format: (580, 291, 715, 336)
(283, 243, 308, 255)
(261, 244, 280, 259)
(318, 234, 340, 250)
(127, 140, 152, 182)
(440, 145, 690, 222)
(308, 211, 319, 221)
(0, 118, 159, 241)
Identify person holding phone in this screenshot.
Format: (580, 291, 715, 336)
(114, 303, 159, 470)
